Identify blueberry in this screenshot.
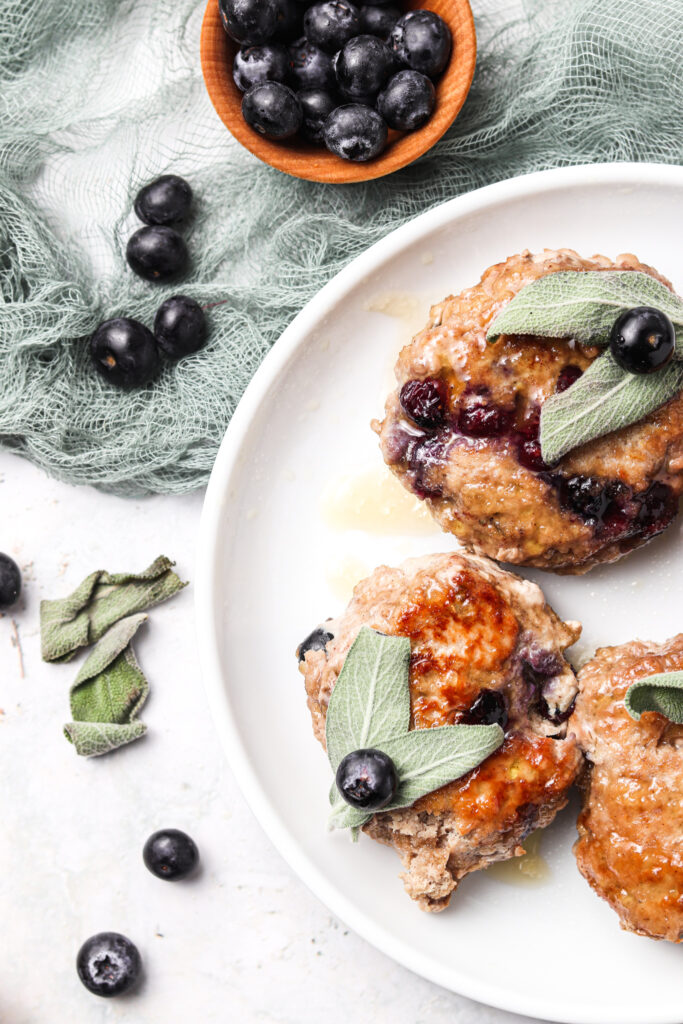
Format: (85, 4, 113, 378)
(304, 1, 360, 53)
(0, 554, 21, 609)
(143, 828, 199, 880)
(460, 689, 508, 729)
(390, 10, 452, 78)
(153, 296, 207, 360)
(90, 318, 160, 389)
(334, 34, 396, 101)
(377, 69, 435, 130)
(399, 378, 447, 429)
(555, 364, 583, 393)
(637, 480, 678, 538)
(561, 475, 611, 522)
(517, 439, 547, 472)
(610, 306, 676, 375)
(457, 395, 512, 437)
(233, 44, 289, 92)
(323, 103, 387, 160)
(242, 81, 302, 138)
(288, 37, 336, 90)
(126, 226, 188, 282)
(273, 0, 304, 41)
(297, 626, 333, 661)
(297, 88, 338, 141)
(359, 4, 400, 39)
(76, 932, 141, 997)
(219, 0, 280, 44)
(335, 748, 397, 810)
(134, 175, 192, 227)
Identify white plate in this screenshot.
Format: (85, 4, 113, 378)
(196, 164, 683, 1024)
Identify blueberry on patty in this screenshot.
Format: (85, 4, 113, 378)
(610, 306, 676, 375)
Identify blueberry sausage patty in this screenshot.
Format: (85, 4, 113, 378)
(297, 551, 582, 910)
(375, 249, 683, 573)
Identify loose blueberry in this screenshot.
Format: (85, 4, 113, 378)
(76, 932, 141, 998)
(461, 689, 508, 729)
(233, 44, 289, 92)
(90, 318, 161, 389)
(288, 37, 336, 90)
(304, 1, 360, 53)
(0, 553, 21, 609)
(323, 103, 387, 160)
(298, 88, 339, 141)
(126, 226, 188, 282)
(377, 69, 435, 130)
(153, 296, 207, 360)
(399, 378, 447, 429)
(359, 4, 400, 39)
(555, 364, 583, 393)
(297, 626, 333, 661)
(134, 175, 193, 227)
(610, 306, 676, 375)
(219, 0, 280, 44)
(335, 748, 397, 809)
(143, 828, 199, 880)
(390, 10, 452, 78)
(242, 81, 303, 138)
(334, 34, 396, 102)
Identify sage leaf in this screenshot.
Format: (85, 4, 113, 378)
(540, 351, 683, 464)
(325, 627, 411, 771)
(328, 724, 504, 830)
(624, 672, 683, 724)
(487, 271, 683, 347)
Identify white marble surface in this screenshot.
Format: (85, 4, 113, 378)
(0, 448, 546, 1024)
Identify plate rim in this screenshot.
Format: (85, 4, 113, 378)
(195, 162, 683, 1024)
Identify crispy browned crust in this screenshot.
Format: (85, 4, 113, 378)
(572, 635, 683, 942)
(376, 249, 683, 573)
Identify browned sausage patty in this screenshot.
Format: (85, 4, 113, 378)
(297, 551, 582, 910)
(572, 634, 683, 942)
(375, 249, 683, 573)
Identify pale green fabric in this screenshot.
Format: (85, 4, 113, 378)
(1, 0, 682, 494)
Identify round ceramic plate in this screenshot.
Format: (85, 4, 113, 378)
(196, 163, 683, 1024)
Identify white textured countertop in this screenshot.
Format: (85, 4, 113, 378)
(0, 448, 541, 1024)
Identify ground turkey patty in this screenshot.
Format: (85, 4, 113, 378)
(297, 551, 582, 911)
(572, 635, 683, 943)
(375, 249, 683, 573)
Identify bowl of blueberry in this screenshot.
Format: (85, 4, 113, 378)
(200, 0, 476, 183)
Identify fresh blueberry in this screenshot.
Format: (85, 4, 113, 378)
(390, 10, 452, 78)
(297, 626, 333, 661)
(323, 103, 387, 161)
(610, 306, 676, 375)
(233, 44, 289, 92)
(153, 296, 207, 359)
(335, 748, 397, 810)
(304, 1, 360, 53)
(76, 932, 141, 997)
(298, 88, 339, 141)
(219, 0, 280, 44)
(242, 81, 303, 138)
(143, 828, 199, 880)
(273, 0, 304, 41)
(0, 554, 21, 609)
(460, 689, 508, 729)
(399, 378, 447, 429)
(377, 69, 435, 130)
(334, 34, 396, 101)
(288, 37, 336, 90)
(126, 226, 188, 282)
(359, 4, 400, 39)
(133, 175, 192, 227)
(90, 318, 161, 389)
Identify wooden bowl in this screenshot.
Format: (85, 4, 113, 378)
(200, 0, 477, 184)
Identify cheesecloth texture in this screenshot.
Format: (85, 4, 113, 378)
(1, 0, 681, 495)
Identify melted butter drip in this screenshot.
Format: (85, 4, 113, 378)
(320, 466, 436, 535)
(325, 555, 371, 603)
(485, 831, 550, 887)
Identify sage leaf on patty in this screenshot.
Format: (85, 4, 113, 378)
(325, 626, 504, 833)
(624, 672, 683, 725)
(540, 351, 683, 464)
(487, 270, 683, 347)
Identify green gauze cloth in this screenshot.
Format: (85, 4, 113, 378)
(65, 612, 149, 757)
(41, 555, 186, 662)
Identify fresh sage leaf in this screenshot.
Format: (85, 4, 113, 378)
(624, 672, 683, 725)
(540, 351, 683, 464)
(487, 270, 683, 347)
